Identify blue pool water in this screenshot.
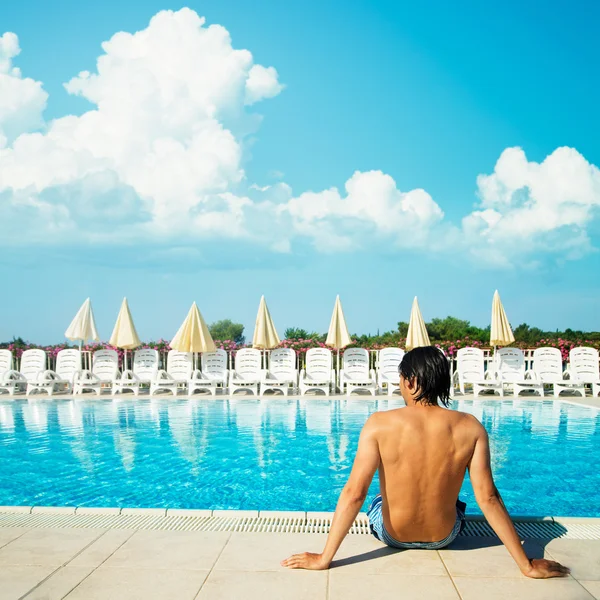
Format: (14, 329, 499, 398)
(0, 398, 598, 516)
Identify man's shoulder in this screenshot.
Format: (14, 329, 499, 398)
(452, 409, 485, 433)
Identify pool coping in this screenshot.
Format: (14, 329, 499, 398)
(1, 506, 599, 523)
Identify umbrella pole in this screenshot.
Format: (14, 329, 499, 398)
(336, 350, 340, 392)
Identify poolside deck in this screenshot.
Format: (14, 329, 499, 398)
(0, 517, 599, 599)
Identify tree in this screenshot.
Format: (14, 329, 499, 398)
(209, 320, 245, 344)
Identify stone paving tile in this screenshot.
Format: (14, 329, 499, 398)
(543, 539, 600, 581)
(63, 567, 208, 600)
(23, 566, 94, 600)
(103, 530, 230, 571)
(67, 529, 135, 568)
(330, 534, 447, 575)
(0, 565, 56, 599)
(0, 529, 104, 567)
(580, 580, 600, 599)
(452, 576, 594, 600)
(329, 572, 459, 600)
(0, 527, 29, 550)
(214, 532, 328, 572)
(196, 570, 327, 600)
(438, 536, 545, 578)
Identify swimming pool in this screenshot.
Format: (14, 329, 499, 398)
(0, 398, 598, 516)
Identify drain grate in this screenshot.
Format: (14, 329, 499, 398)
(0, 510, 599, 539)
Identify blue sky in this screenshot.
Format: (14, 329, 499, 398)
(1, 0, 599, 344)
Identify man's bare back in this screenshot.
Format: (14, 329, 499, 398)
(283, 346, 570, 579)
(374, 405, 479, 542)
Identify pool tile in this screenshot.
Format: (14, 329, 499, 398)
(0, 565, 56, 599)
(23, 566, 94, 599)
(32, 506, 77, 515)
(543, 539, 600, 580)
(68, 529, 135, 568)
(0, 528, 104, 567)
(166, 509, 212, 518)
(214, 532, 328, 571)
(196, 570, 327, 600)
(212, 509, 258, 519)
(329, 572, 459, 600)
(0, 505, 33, 513)
(0, 527, 30, 549)
(331, 535, 447, 575)
(259, 510, 306, 519)
(63, 567, 208, 600)
(103, 530, 230, 570)
(452, 576, 594, 600)
(439, 536, 545, 578)
(120, 507, 167, 516)
(580, 581, 600, 599)
(75, 506, 122, 515)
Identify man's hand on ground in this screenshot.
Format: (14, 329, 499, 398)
(281, 552, 330, 570)
(522, 558, 570, 579)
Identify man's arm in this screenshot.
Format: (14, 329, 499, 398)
(282, 414, 380, 570)
(469, 423, 569, 579)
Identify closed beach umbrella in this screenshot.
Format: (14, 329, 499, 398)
(406, 296, 430, 350)
(326, 295, 352, 382)
(65, 298, 99, 350)
(109, 298, 141, 371)
(170, 302, 216, 355)
(490, 290, 514, 347)
(252, 296, 280, 350)
(326, 295, 352, 350)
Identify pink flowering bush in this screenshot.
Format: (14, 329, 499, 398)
(2, 336, 599, 368)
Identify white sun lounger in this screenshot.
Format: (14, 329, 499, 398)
(377, 348, 405, 395)
(299, 348, 335, 396)
(189, 349, 229, 396)
(260, 348, 298, 396)
(567, 347, 600, 397)
(73, 349, 120, 396)
(150, 350, 193, 396)
(114, 349, 159, 396)
(229, 348, 262, 395)
(340, 348, 377, 396)
(454, 347, 503, 397)
(15, 350, 49, 396)
(27, 349, 82, 396)
(0, 350, 26, 395)
(494, 348, 543, 397)
(531, 347, 585, 397)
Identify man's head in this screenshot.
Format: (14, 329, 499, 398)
(398, 347, 451, 407)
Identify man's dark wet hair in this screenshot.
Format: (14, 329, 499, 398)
(398, 347, 451, 407)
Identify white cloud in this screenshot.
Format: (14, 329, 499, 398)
(0, 9, 282, 243)
(463, 147, 600, 264)
(0, 11, 599, 269)
(284, 171, 445, 252)
(0, 32, 48, 144)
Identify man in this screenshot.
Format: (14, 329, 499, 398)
(282, 347, 569, 579)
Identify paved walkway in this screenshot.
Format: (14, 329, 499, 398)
(0, 526, 599, 599)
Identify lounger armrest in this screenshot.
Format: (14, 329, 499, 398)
(3, 369, 25, 381)
(190, 369, 202, 380)
(154, 369, 171, 381)
(119, 369, 139, 382)
(330, 369, 336, 385)
(40, 369, 60, 381)
(562, 369, 572, 381)
(299, 369, 306, 383)
(369, 369, 376, 381)
(523, 369, 536, 381)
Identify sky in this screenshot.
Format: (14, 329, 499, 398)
(1, 0, 599, 344)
